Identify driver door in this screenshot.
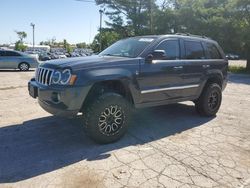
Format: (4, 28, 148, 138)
(138, 39, 186, 104)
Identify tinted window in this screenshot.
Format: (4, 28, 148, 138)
(156, 40, 180, 60)
(184, 41, 205, 59)
(3, 51, 21, 57)
(0, 51, 4, 56)
(100, 37, 156, 58)
(206, 43, 222, 59)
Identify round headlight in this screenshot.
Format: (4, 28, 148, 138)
(60, 69, 71, 85)
(52, 71, 61, 84)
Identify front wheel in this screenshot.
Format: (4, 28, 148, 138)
(83, 92, 131, 144)
(19, 62, 29, 71)
(195, 83, 222, 117)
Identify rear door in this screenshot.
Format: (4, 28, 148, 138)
(138, 38, 186, 103)
(1, 51, 21, 68)
(204, 41, 228, 79)
(180, 39, 206, 98)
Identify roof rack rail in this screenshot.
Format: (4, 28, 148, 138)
(175, 33, 210, 39)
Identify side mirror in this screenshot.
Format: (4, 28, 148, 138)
(147, 50, 166, 61)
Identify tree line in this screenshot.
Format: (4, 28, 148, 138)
(92, 0, 250, 69)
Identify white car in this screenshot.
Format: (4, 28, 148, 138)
(58, 54, 67, 59)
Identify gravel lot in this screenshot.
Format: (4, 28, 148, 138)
(0, 68, 250, 188)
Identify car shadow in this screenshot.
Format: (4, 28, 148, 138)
(0, 103, 214, 183)
(228, 73, 250, 85)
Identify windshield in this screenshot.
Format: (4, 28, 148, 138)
(100, 37, 156, 58)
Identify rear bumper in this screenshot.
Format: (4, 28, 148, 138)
(28, 80, 91, 117)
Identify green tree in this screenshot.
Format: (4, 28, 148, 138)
(40, 37, 57, 46)
(234, 0, 250, 69)
(63, 39, 73, 53)
(15, 31, 27, 43)
(63, 39, 68, 49)
(14, 41, 27, 52)
(91, 30, 120, 52)
(158, 0, 244, 59)
(76, 42, 87, 49)
(96, 0, 158, 36)
(173, 0, 250, 70)
(14, 31, 27, 51)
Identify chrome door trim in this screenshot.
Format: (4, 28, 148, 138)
(141, 84, 200, 94)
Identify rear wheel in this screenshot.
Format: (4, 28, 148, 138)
(19, 62, 29, 71)
(83, 92, 131, 144)
(195, 83, 222, 117)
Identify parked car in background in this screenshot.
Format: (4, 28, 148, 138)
(25, 51, 40, 60)
(70, 52, 80, 57)
(226, 53, 240, 60)
(65, 53, 71, 58)
(0, 50, 39, 71)
(79, 52, 87, 57)
(56, 52, 67, 59)
(49, 53, 58, 59)
(39, 52, 52, 61)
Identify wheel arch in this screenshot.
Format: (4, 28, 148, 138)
(81, 79, 135, 111)
(205, 73, 223, 88)
(196, 72, 223, 100)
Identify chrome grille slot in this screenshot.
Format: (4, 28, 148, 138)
(35, 67, 54, 86)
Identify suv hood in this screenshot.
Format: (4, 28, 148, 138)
(41, 55, 141, 70)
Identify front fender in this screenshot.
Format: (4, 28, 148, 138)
(75, 66, 141, 106)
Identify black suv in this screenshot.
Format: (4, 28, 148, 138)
(28, 34, 228, 143)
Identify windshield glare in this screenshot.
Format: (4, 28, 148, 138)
(100, 37, 155, 58)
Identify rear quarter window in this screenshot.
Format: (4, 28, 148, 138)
(184, 40, 205, 59)
(4, 51, 21, 57)
(206, 43, 222, 59)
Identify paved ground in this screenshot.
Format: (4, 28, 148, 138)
(0, 68, 250, 188)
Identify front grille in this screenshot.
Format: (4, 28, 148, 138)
(35, 67, 54, 85)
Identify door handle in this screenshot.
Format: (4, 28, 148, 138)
(202, 65, 210, 68)
(173, 66, 183, 69)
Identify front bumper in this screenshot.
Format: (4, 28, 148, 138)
(28, 80, 91, 117)
(222, 76, 228, 91)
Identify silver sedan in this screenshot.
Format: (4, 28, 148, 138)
(0, 50, 39, 71)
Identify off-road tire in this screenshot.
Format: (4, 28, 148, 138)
(83, 92, 131, 144)
(195, 83, 222, 117)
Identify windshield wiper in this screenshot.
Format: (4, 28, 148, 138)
(101, 53, 131, 58)
(101, 54, 117, 56)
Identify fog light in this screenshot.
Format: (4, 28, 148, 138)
(51, 92, 60, 103)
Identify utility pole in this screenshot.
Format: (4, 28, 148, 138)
(30, 23, 35, 51)
(99, 9, 104, 52)
(150, 0, 153, 34)
(75, 0, 104, 51)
